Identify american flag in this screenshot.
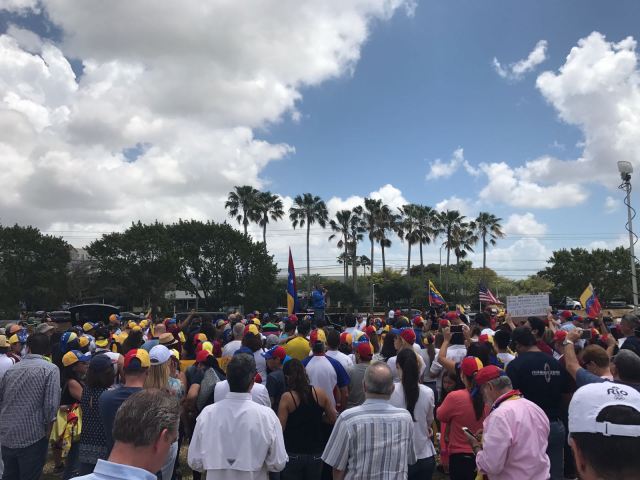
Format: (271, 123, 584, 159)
(479, 285, 503, 305)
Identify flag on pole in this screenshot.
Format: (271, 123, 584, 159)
(287, 248, 299, 315)
(580, 283, 602, 318)
(429, 280, 446, 305)
(479, 285, 503, 305)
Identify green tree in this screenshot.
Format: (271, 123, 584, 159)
(438, 210, 466, 291)
(375, 205, 397, 277)
(415, 205, 439, 278)
(289, 193, 329, 295)
(473, 212, 505, 277)
(225, 185, 260, 236)
(168, 220, 278, 311)
(255, 191, 284, 244)
(362, 198, 382, 283)
(87, 221, 177, 313)
(451, 222, 477, 270)
(539, 247, 635, 302)
(329, 210, 359, 283)
(0, 224, 71, 315)
(396, 204, 422, 275)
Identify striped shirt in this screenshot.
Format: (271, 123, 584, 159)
(0, 354, 60, 448)
(321, 399, 416, 480)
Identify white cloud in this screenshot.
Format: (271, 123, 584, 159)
(503, 213, 547, 235)
(535, 32, 640, 189)
(0, 0, 414, 235)
(604, 196, 619, 213)
(475, 237, 551, 279)
(426, 147, 478, 180)
(478, 161, 588, 209)
(493, 40, 548, 80)
(434, 196, 474, 217)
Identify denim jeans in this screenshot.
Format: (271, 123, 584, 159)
(408, 456, 435, 480)
(547, 420, 566, 480)
(281, 453, 322, 480)
(1, 436, 48, 480)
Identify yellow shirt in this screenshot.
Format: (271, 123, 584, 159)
(284, 336, 311, 361)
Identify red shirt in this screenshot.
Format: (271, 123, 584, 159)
(436, 389, 489, 454)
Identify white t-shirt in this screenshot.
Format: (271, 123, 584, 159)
(304, 355, 339, 407)
(326, 350, 354, 370)
(389, 383, 436, 459)
(388, 349, 426, 383)
(497, 352, 515, 367)
(429, 344, 467, 396)
(0, 354, 14, 379)
(253, 350, 267, 381)
(222, 340, 242, 357)
(213, 380, 271, 407)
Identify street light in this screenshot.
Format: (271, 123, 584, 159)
(618, 160, 639, 312)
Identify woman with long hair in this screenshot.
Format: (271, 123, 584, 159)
(56, 350, 90, 479)
(390, 349, 436, 480)
(436, 370, 464, 475)
(146, 345, 180, 480)
(278, 359, 337, 480)
(77, 353, 115, 475)
(376, 331, 397, 361)
(436, 355, 488, 480)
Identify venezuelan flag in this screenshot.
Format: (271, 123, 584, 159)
(580, 283, 601, 318)
(429, 280, 446, 306)
(287, 248, 299, 315)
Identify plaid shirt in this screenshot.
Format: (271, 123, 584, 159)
(0, 354, 60, 448)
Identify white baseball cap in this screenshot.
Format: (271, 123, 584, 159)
(569, 382, 640, 437)
(149, 344, 171, 365)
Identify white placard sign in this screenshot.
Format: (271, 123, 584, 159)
(506, 294, 549, 317)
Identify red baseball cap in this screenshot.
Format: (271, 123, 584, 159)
(413, 316, 424, 327)
(445, 311, 458, 321)
(460, 356, 483, 377)
(439, 319, 450, 328)
(399, 328, 416, 345)
(196, 349, 212, 363)
(340, 332, 353, 345)
(356, 342, 373, 360)
(475, 365, 505, 386)
(478, 334, 490, 343)
(364, 325, 376, 337)
(561, 310, 573, 319)
(553, 330, 567, 342)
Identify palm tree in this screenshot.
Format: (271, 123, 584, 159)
(348, 206, 365, 292)
(451, 222, 478, 270)
(358, 255, 371, 277)
(474, 212, 506, 276)
(396, 204, 421, 275)
(289, 193, 329, 295)
(329, 210, 359, 283)
(336, 251, 350, 280)
(255, 191, 284, 244)
(438, 210, 466, 291)
(375, 207, 397, 277)
(362, 198, 383, 282)
(225, 185, 260, 237)
(415, 205, 439, 278)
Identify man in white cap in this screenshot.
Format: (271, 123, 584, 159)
(568, 382, 640, 480)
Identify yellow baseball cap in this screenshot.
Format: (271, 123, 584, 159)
(8, 334, 20, 345)
(0, 335, 8, 348)
(123, 349, 150, 370)
(82, 322, 95, 333)
(78, 336, 90, 348)
(62, 350, 90, 367)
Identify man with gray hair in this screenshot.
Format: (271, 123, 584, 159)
(222, 322, 245, 357)
(618, 313, 640, 349)
(71, 389, 180, 480)
(188, 353, 287, 479)
(464, 365, 550, 480)
(322, 361, 416, 479)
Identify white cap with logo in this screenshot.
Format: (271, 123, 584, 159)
(569, 382, 640, 437)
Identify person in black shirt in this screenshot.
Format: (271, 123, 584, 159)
(507, 327, 570, 480)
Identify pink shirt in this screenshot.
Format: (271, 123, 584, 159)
(476, 395, 550, 480)
(436, 390, 488, 454)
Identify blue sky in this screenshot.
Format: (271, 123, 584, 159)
(1, 0, 639, 280)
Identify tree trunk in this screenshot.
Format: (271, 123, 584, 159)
(344, 239, 349, 282)
(370, 236, 374, 279)
(352, 242, 358, 293)
(446, 228, 451, 292)
(306, 222, 311, 296)
(419, 242, 424, 279)
(262, 222, 267, 244)
(243, 208, 248, 236)
(482, 233, 487, 280)
(381, 240, 387, 276)
(407, 235, 412, 276)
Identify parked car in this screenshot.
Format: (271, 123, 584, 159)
(552, 297, 582, 310)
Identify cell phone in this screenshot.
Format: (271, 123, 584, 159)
(462, 427, 478, 441)
(451, 325, 463, 333)
(581, 330, 592, 340)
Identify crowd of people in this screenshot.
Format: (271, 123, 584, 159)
(0, 301, 639, 480)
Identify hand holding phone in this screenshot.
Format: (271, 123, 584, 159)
(462, 426, 479, 442)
